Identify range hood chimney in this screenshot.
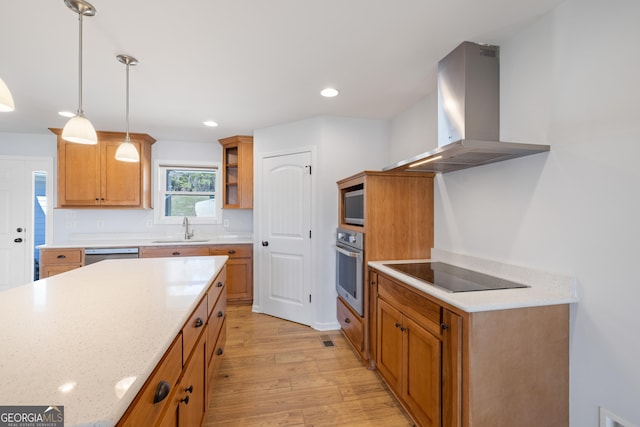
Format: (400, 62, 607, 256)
(384, 41, 549, 174)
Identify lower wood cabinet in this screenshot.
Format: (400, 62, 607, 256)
(337, 296, 364, 357)
(118, 266, 227, 427)
(376, 278, 459, 427)
(39, 248, 84, 278)
(372, 269, 569, 427)
(209, 245, 253, 305)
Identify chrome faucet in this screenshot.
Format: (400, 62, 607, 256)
(183, 216, 194, 240)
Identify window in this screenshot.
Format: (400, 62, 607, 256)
(156, 163, 221, 224)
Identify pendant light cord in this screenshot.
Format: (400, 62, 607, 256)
(125, 61, 130, 140)
(77, 13, 84, 115)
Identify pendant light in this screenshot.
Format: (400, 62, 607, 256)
(62, 0, 97, 145)
(0, 76, 15, 112)
(115, 54, 140, 162)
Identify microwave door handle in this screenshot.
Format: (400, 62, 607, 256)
(335, 246, 361, 258)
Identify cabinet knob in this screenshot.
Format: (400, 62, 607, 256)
(57, 254, 66, 259)
(16, 227, 23, 232)
(228, 249, 236, 254)
(195, 317, 204, 328)
(14, 238, 23, 243)
(395, 322, 401, 328)
(153, 380, 171, 404)
(184, 385, 193, 394)
(400, 326, 407, 332)
(344, 317, 351, 324)
(261, 241, 269, 247)
(180, 395, 190, 405)
(441, 323, 449, 331)
(216, 348, 224, 356)
(172, 251, 180, 256)
(217, 311, 224, 318)
(217, 281, 223, 288)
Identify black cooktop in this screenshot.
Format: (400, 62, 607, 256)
(385, 262, 530, 293)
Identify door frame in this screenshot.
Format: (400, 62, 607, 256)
(253, 146, 317, 325)
(0, 155, 54, 283)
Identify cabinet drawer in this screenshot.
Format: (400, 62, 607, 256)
(207, 291, 227, 364)
(41, 248, 83, 265)
(118, 335, 182, 427)
(209, 244, 252, 258)
(140, 246, 210, 258)
(378, 274, 442, 336)
(207, 267, 227, 317)
(337, 297, 364, 352)
(208, 319, 227, 388)
(182, 297, 208, 365)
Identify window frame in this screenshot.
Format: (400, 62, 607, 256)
(154, 160, 222, 225)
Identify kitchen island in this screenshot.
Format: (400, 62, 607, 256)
(367, 249, 578, 427)
(0, 256, 227, 426)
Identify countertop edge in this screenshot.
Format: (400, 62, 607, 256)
(369, 252, 578, 313)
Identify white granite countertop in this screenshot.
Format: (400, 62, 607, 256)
(39, 235, 253, 249)
(369, 249, 578, 313)
(0, 256, 227, 426)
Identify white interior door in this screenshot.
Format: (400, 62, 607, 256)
(259, 151, 312, 325)
(0, 159, 29, 290)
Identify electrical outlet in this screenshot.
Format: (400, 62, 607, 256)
(223, 219, 230, 228)
(600, 407, 638, 427)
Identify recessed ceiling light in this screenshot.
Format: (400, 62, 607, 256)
(58, 111, 76, 118)
(320, 88, 339, 98)
(203, 120, 219, 127)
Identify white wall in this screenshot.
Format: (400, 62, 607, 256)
(391, 0, 640, 425)
(253, 116, 389, 328)
(0, 133, 252, 242)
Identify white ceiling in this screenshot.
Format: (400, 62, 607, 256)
(0, 0, 564, 143)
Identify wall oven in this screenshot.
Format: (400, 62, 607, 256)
(335, 228, 364, 316)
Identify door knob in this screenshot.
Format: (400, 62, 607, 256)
(261, 241, 269, 247)
(14, 238, 23, 243)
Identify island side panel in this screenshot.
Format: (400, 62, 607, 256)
(464, 304, 569, 427)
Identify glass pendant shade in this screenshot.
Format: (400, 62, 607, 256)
(0, 77, 15, 112)
(115, 138, 139, 162)
(62, 113, 98, 144)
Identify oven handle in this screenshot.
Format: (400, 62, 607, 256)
(335, 246, 362, 258)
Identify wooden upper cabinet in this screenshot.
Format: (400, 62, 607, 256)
(218, 135, 253, 209)
(50, 128, 155, 208)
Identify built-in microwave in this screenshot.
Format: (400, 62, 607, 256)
(343, 189, 364, 226)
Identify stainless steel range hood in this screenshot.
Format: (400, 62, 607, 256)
(384, 41, 550, 174)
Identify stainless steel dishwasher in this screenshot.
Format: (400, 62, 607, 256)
(84, 247, 139, 265)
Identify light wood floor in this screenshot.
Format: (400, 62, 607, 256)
(205, 305, 414, 426)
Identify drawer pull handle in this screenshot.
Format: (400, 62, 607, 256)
(153, 380, 171, 404)
(344, 317, 351, 324)
(172, 251, 180, 256)
(217, 281, 223, 288)
(184, 385, 193, 394)
(57, 255, 66, 259)
(14, 238, 23, 243)
(180, 395, 190, 405)
(228, 249, 236, 254)
(195, 317, 204, 328)
(216, 347, 224, 356)
(217, 311, 224, 318)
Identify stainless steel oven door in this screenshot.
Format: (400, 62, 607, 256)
(335, 244, 364, 316)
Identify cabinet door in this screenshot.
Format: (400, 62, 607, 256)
(101, 139, 142, 206)
(226, 258, 252, 303)
(403, 316, 441, 427)
(178, 336, 206, 426)
(58, 140, 101, 206)
(376, 298, 403, 394)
